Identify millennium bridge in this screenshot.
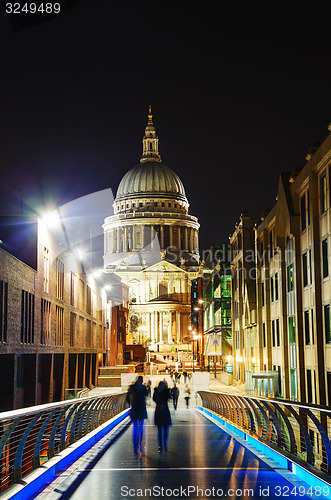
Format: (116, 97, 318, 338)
(1, 387, 331, 499)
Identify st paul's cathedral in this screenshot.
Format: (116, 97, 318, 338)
(103, 108, 201, 351)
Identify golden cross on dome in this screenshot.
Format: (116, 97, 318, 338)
(148, 105, 153, 125)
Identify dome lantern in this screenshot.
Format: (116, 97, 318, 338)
(140, 105, 161, 163)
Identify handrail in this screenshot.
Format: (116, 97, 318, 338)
(0, 392, 128, 492)
(197, 390, 331, 477)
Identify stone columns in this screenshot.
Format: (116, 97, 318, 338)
(176, 311, 181, 343)
(168, 312, 172, 343)
(160, 312, 163, 343)
(155, 312, 159, 342)
(160, 226, 164, 249)
(117, 227, 120, 252)
(151, 225, 154, 249)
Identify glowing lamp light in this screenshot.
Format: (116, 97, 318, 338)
(252, 357, 257, 364)
(41, 210, 60, 227)
(104, 285, 112, 291)
(238, 356, 243, 362)
(227, 355, 232, 363)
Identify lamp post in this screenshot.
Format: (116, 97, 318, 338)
(193, 334, 201, 373)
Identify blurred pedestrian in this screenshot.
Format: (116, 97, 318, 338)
(171, 383, 179, 410)
(153, 380, 172, 451)
(126, 376, 148, 453)
(184, 384, 191, 408)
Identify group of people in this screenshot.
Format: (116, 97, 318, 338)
(170, 370, 191, 384)
(126, 376, 192, 454)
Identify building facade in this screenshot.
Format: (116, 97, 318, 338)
(203, 244, 232, 374)
(103, 108, 200, 351)
(230, 123, 331, 404)
(0, 216, 107, 411)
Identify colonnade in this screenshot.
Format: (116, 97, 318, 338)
(143, 310, 186, 344)
(104, 224, 199, 254)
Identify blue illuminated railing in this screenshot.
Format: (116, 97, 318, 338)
(0, 392, 128, 493)
(197, 391, 331, 477)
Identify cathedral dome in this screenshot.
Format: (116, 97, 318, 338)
(115, 161, 187, 202)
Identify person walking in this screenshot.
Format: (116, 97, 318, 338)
(184, 384, 191, 408)
(171, 382, 179, 410)
(146, 379, 152, 405)
(126, 376, 148, 454)
(153, 380, 172, 451)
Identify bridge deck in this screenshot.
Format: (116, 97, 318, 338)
(32, 407, 316, 500)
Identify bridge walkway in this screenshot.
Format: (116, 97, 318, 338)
(31, 407, 316, 500)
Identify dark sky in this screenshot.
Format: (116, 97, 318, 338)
(0, 2, 330, 252)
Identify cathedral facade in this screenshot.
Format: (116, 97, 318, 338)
(103, 108, 200, 350)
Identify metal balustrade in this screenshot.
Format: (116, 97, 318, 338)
(0, 392, 128, 493)
(197, 391, 331, 477)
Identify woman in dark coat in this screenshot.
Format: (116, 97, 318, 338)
(153, 380, 172, 451)
(126, 376, 148, 453)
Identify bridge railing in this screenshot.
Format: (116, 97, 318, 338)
(0, 392, 128, 493)
(197, 390, 331, 477)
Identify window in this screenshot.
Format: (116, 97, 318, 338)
(276, 318, 280, 346)
(287, 264, 294, 292)
(56, 258, 64, 301)
(271, 276, 274, 303)
(304, 310, 310, 345)
(290, 369, 297, 400)
(56, 305, 64, 346)
(324, 304, 331, 344)
(262, 322, 266, 347)
(41, 299, 51, 345)
(261, 282, 265, 307)
(307, 369, 313, 404)
(289, 316, 295, 344)
(0, 280, 8, 343)
(320, 172, 327, 214)
(272, 320, 275, 347)
(275, 273, 279, 301)
(21, 290, 35, 344)
(70, 312, 76, 347)
(322, 238, 329, 279)
(302, 252, 308, 287)
(86, 285, 92, 314)
(70, 272, 77, 307)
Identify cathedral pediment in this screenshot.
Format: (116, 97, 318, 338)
(143, 260, 187, 274)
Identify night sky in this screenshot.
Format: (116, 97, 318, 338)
(0, 2, 330, 253)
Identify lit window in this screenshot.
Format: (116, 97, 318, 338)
(322, 238, 329, 279)
(320, 172, 327, 214)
